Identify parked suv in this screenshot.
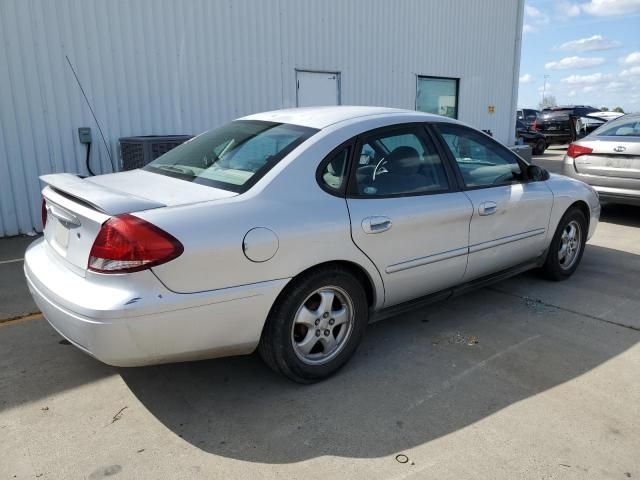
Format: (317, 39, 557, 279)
(516, 120, 546, 155)
(517, 108, 540, 128)
(534, 106, 600, 146)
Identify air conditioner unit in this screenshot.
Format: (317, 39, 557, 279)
(119, 135, 193, 171)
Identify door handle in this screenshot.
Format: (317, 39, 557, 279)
(478, 201, 497, 216)
(362, 216, 392, 234)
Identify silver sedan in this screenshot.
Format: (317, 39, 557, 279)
(563, 113, 640, 206)
(25, 107, 600, 382)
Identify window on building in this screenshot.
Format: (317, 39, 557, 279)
(416, 76, 459, 119)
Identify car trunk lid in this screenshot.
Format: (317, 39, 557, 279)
(40, 170, 237, 275)
(573, 137, 640, 179)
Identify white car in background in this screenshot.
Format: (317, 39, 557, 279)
(25, 107, 600, 382)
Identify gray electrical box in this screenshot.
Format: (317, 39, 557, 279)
(78, 127, 92, 144)
(119, 135, 193, 171)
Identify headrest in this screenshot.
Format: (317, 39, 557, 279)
(385, 146, 420, 175)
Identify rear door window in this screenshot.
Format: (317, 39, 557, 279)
(351, 127, 450, 196)
(596, 119, 640, 137)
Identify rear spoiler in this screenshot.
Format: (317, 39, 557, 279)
(40, 173, 165, 215)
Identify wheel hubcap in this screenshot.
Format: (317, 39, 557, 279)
(291, 286, 354, 365)
(558, 220, 582, 270)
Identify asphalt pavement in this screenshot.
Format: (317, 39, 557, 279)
(1, 149, 639, 479)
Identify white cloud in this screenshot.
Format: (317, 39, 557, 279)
(555, 1, 583, 16)
(620, 65, 640, 77)
(581, 0, 640, 16)
(557, 35, 621, 52)
(545, 56, 606, 70)
(605, 81, 627, 91)
(568, 90, 577, 97)
(561, 72, 614, 84)
(620, 51, 640, 65)
(523, 4, 549, 31)
(582, 86, 596, 93)
(525, 5, 544, 17)
(566, 3, 582, 15)
(519, 73, 533, 84)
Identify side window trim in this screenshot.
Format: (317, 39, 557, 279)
(345, 123, 453, 199)
(423, 123, 464, 192)
(315, 139, 356, 197)
(430, 123, 532, 191)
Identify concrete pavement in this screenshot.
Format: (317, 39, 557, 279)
(1, 151, 639, 479)
(0, 235, 38, 321)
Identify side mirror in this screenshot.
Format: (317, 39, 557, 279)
(527, 164, 549, 181)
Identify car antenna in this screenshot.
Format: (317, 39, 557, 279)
(65, 55, 115, 173)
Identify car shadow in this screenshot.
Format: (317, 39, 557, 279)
(119, 244, 640, 464)
(0, 318, 116, 412)
(600, 203, 640, 228)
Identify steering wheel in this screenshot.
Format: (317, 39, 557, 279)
(372, 157, 387, 181)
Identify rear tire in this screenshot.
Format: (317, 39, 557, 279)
(541, 207, 587, 281)
(533, 139, 546, 155)
(258, 266, 369, 383)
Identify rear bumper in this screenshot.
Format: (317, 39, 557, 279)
(561, 161, 640, 207)
(540, 132, 570, 145)
(592, 188, 640, 206)
(24, 238, 289, 366)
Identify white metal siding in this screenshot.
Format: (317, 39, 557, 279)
(0, 0, 523, 237)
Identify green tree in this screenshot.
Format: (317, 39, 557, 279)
(613, 107, 625, 113)
(600, 106, 609, 111)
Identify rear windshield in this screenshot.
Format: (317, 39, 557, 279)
(144, 120, 317, 193)
(542, 109, 572, 119)
(595, 118, 640, 137)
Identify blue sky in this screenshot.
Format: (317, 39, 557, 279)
(518, 0, 640, 112)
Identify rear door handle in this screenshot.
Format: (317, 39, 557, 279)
(478, 201, 497, 216)
(362, 216, 392, 234)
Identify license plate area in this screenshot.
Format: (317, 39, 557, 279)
(54, 218, 70, 251)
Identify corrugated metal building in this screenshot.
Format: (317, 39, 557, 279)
(0, 0, 524, 237)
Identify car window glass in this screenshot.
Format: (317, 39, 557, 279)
(354, 129, 449, 196)
(144, 120, 316, 192)
(436, 124, 523, 188)
(320, 147, 350, 191)
(596, 119, 640, 137)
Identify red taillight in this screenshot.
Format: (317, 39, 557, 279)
(531, 120, 538, 131)
(88, 214, 183, 273)
(566, 143, 593, 159)
(41, 198, 47, 229)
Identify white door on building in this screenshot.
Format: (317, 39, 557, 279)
(296, 71, 340, 107)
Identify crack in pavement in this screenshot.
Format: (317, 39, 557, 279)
(488, 287, 640, 332)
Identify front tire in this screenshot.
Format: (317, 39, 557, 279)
(258, 266, 369, 383)
(541, 207, 587, 281)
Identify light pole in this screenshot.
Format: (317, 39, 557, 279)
(542, 75, 550, 107)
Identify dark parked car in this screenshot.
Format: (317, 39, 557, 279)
(517, 108, 540, 128)
(533, 106, 600, 146)
(516, 120, 546, 155)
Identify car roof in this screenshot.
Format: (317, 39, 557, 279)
(240, 106, 450, 129)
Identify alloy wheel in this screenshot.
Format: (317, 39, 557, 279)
(558, 220, 582, 270)
(291, 286, 355, 365)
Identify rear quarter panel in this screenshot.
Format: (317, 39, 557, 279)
(138, 123, 390, 309)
